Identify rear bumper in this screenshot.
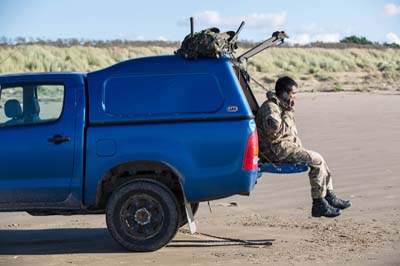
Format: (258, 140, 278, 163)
(259, 163, 309, 174)
(184, 169, 258, 202)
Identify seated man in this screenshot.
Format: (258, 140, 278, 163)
(256, 76, 351, 218)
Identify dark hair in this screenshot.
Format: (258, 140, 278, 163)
(275, 76, 298, 97)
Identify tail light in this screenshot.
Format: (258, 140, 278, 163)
(243, 130, 259, 170)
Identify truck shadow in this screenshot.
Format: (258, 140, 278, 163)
(0, 228, 274, 255)
(0, 228, 122, 255)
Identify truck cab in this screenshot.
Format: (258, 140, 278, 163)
(0, 73, 86, 207)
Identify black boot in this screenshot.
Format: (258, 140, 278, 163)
(325, 190, 352, 210)
(312, 198, 341, 218)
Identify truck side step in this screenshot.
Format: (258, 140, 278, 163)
(259, 163, 308, 174)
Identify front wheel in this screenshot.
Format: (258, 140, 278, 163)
(106, 179, 180, 252)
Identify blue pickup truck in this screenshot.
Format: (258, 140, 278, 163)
(0, 53, 263, 251)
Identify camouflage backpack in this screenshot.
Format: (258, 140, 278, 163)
(175, 27, 237, 60)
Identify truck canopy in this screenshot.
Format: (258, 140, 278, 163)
(87, 55, 253, 125)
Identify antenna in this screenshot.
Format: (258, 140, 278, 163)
(190, 17, 194, 38)
(229, 21, 245, 44)
(235, 21, 245, 37)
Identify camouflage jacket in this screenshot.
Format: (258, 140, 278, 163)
(255, 92, 303, 163)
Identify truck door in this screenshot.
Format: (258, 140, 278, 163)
(0, 77, 81, 206)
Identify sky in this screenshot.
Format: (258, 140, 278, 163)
(0, 0, 399, 44)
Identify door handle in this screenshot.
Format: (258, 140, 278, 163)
(48, 134, 71, 144)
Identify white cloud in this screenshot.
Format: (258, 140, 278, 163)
(197, 10, 222, 25)
(313, 33, 340, 43)
(384, 3, 400, 16)
(178, 11, 222, 27)
(386, 32, 400, 44)
(289, 22, 349, 44)
(289, 33, 340, 45)
(299, 23, 324, 34)
(157, 36, 168, 41)
(243, 11, 287, 28)
(299, 23, 352, 35)
(178, 10, 287, 29)
(117, 33, 126, 39)
(290, 34, 311, 45)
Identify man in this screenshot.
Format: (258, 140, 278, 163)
(256, 76, 351, 218)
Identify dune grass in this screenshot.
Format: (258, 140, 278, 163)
(0, 45, 176, 73)
(1, 44, 399, 92)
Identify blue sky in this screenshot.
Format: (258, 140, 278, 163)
(0, 0, 399, 44)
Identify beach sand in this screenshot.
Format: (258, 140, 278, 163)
(1, 91, 399, 266)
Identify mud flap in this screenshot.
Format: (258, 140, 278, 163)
(183, 194, 197, 234)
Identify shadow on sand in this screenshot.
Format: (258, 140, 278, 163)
(0, 228, 274, 255)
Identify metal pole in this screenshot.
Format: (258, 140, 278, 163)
(190, 17, 194, 38)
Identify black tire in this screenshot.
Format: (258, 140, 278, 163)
(106, 179, 180, 252)
(179, 202, 200, 227)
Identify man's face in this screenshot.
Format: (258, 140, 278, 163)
(289, 85, 297, 107)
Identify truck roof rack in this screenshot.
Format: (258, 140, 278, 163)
(236, 31, 289, 63)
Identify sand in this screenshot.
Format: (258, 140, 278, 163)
(1, 91, 399, 266)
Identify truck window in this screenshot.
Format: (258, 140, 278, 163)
(103, 73, 224, 116)
(0, 83, 64, 127)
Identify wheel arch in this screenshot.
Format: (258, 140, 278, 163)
(93, 160, 186, 210)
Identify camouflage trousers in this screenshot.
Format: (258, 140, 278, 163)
(285, 149, 333, 199)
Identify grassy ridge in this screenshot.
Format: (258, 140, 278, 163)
(0, 45, 175, 73)
(1, 44, 399, 92)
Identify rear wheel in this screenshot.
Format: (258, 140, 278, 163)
(106, 179, 180, 251)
